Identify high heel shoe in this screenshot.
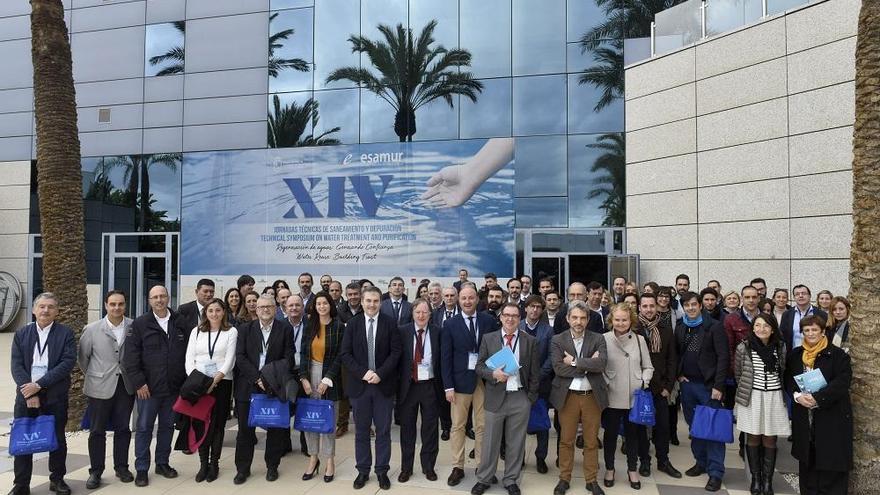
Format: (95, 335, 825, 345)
(324, 461, 335, 483)
(603, 469, 615, 487)
(302, 459, 320, 481)
(628, 471, 641, 490)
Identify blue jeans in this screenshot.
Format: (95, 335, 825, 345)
(134, 395, 175, 473)
(680, 381, 726, 479)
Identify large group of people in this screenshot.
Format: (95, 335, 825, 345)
(9, 270, 854, 495)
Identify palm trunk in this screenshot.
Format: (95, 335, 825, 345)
(139, 160, 150, 231)
(30, 0, 89, 429)
(848, 0, 880, 490)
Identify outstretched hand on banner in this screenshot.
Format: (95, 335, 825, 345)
(421, 138, 514, 208)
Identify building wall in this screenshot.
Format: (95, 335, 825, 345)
(0, 160, 30, 330)
(624, 0, 858, 295)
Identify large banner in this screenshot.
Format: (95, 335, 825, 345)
(181, 139, 515, 278)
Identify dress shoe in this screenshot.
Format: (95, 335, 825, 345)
(536, 458, 548, 474)
(302, 459, 320, 481)
(470, 482, 490, 495)
(553, 480, 570, 495)
(506, 484, 521, 495)
(466, 428, 476, 440)
(657, 462, 682, 479)
(424, 469, 438, 481)
(86, 473, 101, 489)
(206, 462, 219, 482)
(233, 472, 248, 485)
(603, 469, 614, 487)
(7, 485, 29, 495)
(155, 464, 178, 479)
(447, 467, 465, 486)
(266, 466, 279, 481)
(135, 472, 148, 487)
(469, 448, 475, 459)
(585, 481, 606, 495)
(670, 435, 680, 446)
(115, 469, 134, 483)
(705, 476, 723, 492)
(353, 473, 369, 489)
(628, 471, 641, 490)
(441, 429, 450, 441)
(377, 473, 391, 490)
(195, 463, 208, 483)
(49, 480, 71, 495)
(398, 470, 412, 483)
(639, 463, 651, 477)
(685, 464, 706, 477)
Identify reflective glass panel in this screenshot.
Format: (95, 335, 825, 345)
(460, 77, 512, 139)
(314, 0, 360, 89)
(145, 22, 185, 77)
(568, 134, 622, 227)
(271, 0, 313, 9)
(567, 0, 609, 42)
(410, 0, 458, 49)
(81, 157, 103, 200)
(512, 0, 566, 76)
(360, 86, 402, 143)
(268, 91, 319, 148)
(568, 72, 624, 134)
(269, 8, 314, 93)
(460, 0, 511, 78)
(515, 135, 567, 197)
(513, 74, 566, 136)
(412, 95, 459, 142)
(313, 88, 359, 144)
(516, 196, 568, 228)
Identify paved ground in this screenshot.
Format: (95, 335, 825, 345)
(0, 331, 800, 495)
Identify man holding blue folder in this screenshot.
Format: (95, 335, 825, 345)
(471, 303, 540, 495)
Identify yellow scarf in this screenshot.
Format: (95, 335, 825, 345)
(801, 335, 828, 369)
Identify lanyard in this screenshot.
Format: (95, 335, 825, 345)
(260, 328, 270, 353)
(291, 321, 301, 344)
(35, 328, 48, 359)
(207, 330, 221, 359)
(502, 332, 519, 354)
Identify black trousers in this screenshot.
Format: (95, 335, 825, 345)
(234, 395, 287, 474)
(650, 392, 671, 465)
(14, 398, 68, 486)
(200, 380, 232, 463)
(602, 408, 648, 472)
(799, 446, 849, 495)
(88, 377, 135, 474)
(398, 380, 440, 472)
(438, 390, 452, 431)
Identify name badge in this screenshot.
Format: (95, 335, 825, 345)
(506, 374, 520, 392)
(259, 353, 266, 370)
(32, 365, 48, 382)
(468, 352, 478, 370)
(294, 353, 301, 367)
(204, 362, 218, 377)
(417, 362, 431, 381)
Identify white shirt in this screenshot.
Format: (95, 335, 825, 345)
(154, 311, 170, 333)
(289, 318, 304, 367)
(105, 316, 126, 346)
(413, 326, 433, 380)
(792, 306, 814, 349)
(500, 331, 522, 391)
(196, 302, 205, 324)
(32, 322, 53, 378)
(186, 327, 238, 379)
(547, 312, 557, 328)
(568, 333, 592, 392)
(364, 313, 379, 367)
(462, 311, 479, 349)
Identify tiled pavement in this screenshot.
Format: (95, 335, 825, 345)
(0, 332, 800, 495)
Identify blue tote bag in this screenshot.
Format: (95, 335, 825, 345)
(247, 394, 291, 429)
(690, 404, 734, 443)
(628, 389, 656, 426)
(9, 415, 58, 456)
(293, 398, 335, 434)
(527, 398, 551, 433)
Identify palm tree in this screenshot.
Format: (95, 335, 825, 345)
(586, 133, 626, 227)
(268, 95, 340, 148)
(269, 12, 310, 77)
(30, 0, 88, 427)
(578, 40, 624, 112)
(848, 0, 880, 491)
(148, 21, 185, 76)
(326, 20, 483, 142)
(104, 154, 181, 232)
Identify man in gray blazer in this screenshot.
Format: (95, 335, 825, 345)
(549, 300, 608, 495)
(471, 303, 540, 495)
(78, 290, 136, 489)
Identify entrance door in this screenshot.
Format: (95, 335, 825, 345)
(608, 254, 640, 289)
(532, 256, 566, 294)
(102, 233, 178, 318)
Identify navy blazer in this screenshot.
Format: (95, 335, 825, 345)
(440, 311, 498, 394)
(123, 310, 188, 398)
(431, 305, 460, 328)
(397, 322, 443, 400)
(340, 312, 402, 398)
(11, 322, 76, 407)
(780, 306, 828, 353)
(380, 298, 413, 326)
(234, 318, 294, 401)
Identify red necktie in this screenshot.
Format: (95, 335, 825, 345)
(412, 329, 425, 381)
(505, 333, 515, 349)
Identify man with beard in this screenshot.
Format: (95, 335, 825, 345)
(506, 278, 525, 317)
(542, 291, 568, 335)
(485, 287, 505, 328)
(298, 273, 315, 310)
(520, 275, 533, 301)
(634, 293, 681, 479)
(700, 288, 724, 323)
(319, 274, 333, 293)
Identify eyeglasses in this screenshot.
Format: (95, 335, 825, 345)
(501, 313, 520, 319)
(256, 305, 275, 310)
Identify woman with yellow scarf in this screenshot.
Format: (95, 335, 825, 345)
(785, 314, 852, 495)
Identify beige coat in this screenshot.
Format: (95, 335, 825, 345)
(603, 330, 654, 409)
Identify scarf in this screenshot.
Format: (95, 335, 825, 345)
(682, 313, 703, 328)
(748, 333, 780, 374)
(801, 335, 828, 369)
(638, 313, 662, 353)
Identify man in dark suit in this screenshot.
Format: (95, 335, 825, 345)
(542, 291, 569, 335)
(519, 294, 554, 473)
(440, 285, 498, 487)
(506, 278, 526, 317)
(232, 294, 294, 485)
(175, 278, 214, 334)
(432, 286, 460, 328)
(9, 293, 77, 495)
(396, 299, 442, 483)
(123, 285, 188, 487)
(585, 282, 610, 333)
(471, 303, 541, 495)
(283, 294, 309, 455)
(338, 282, 363, 324)
(380, 276, 412, 325)
(453, 268, 469, 292)
(340, 287, 402, 490)
(550, 300, 608, 495)
(780, 284, 828, 352)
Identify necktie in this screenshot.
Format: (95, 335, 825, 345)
(467, 316, 476, 351)
(393, 301, 401, 320)
(505, 333, 515, 349)
(367, 318, 376, 371)
(413, 328, 424, 381)
(446, 310, 452, 320)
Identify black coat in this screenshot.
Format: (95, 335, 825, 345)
(636, 318, 678, 395)
(176, 301, 201, 335)
(11, 322, 77, 407)
(397, 322, 443, 400)
(785, 344, 852, 472)
(780, 306, 828, 353)
(674, 316, 728, 391)
(234, 319, 293, 401)
(339, 312, 401, 398)
(298, 318, 346, 401)
(123, 311, 189, 398)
